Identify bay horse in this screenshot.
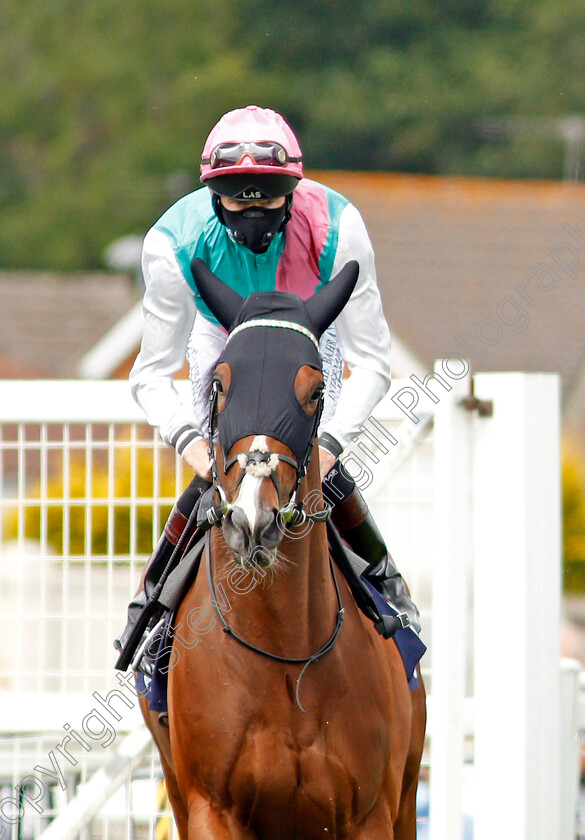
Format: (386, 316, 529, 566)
(139, 259, 426, 840)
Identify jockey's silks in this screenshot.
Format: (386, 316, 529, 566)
(153, 178, 350, 328)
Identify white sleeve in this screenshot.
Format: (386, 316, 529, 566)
(320, 203, 392, 451)
(129, 227, 203, 454)
(186, 314, 228, 434)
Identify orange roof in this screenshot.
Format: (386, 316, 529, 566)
(311, 171, 585, 419)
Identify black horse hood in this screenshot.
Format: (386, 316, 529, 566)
(190, 259, 359, 460)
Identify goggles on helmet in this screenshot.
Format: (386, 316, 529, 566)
(202, 141, 302, 170)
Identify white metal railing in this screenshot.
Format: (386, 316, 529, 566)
(0, 373, 573, 840)
(0, 379, 435, 839)
(0, 381, 186, 839)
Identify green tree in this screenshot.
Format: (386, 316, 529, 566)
(2, 0, 585, 270)
(235, 0, 585, 177)
(563, 439, 585, 593)
(0, 0, 267, 268)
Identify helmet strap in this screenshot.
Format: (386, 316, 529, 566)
(211, 192, 226, 226)
(278, 194, 294, 232)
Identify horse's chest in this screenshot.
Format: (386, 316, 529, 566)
(169, 610, 400, 837)
(233, 722, 382, 837)
(185, 698, 388, 838)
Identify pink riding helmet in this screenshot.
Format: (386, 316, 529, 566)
(200, 105, 304, 198)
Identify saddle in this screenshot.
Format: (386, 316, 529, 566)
(326, 522, 426, 689)
(136, 517, 426, 716)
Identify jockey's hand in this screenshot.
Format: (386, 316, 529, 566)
(182, 438, 212, 481)
(318, 447, 337, 482)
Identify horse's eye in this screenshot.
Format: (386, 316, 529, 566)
(213, 379, 224, 395)
(310, 386, 324, 404)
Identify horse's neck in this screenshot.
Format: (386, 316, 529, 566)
(211, 473, 338, 656)
(279, 515, 335, 617)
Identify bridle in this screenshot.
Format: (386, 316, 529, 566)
(204, 380, 332, 530)
(202, 320, 333, 531)
(203, 390, 344, 714)
(200, 320, 344, 712)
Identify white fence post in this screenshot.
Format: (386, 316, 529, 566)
(429, 361, 473, 840)
(472, 373, 561, 840)
(560, 658, 582, 840)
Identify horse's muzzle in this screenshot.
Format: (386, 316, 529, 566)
(223, 505, 282, 563)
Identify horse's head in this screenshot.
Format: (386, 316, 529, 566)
(191, 258, 359, 568)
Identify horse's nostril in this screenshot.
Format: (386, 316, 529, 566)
(225, 506, 282, 554)
(255, 509, 282, 549)
(223, 506, 250, 554)
(229, 506, 250, 535)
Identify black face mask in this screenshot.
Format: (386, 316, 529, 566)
(221, 204, 286, 253)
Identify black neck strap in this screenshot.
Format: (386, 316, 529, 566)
(205, 528, 345, 713)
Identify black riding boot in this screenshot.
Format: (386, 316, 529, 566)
(325, 465, 421, 635)
(114, 475, 211, 672)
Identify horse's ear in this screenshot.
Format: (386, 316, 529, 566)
(190, 258, 244, 330)
(304, 260, 360, 338)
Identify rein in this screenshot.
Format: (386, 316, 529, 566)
(200, 320, 341, 712)
(204, 528, 345, 713)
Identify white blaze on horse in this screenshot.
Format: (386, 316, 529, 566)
(139, 259, 427, 840)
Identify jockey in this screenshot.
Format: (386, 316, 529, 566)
(115, 105, 420, 670)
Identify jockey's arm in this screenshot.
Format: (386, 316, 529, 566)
(129, 228, 209, 470)
(319, 203, 392, 458)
